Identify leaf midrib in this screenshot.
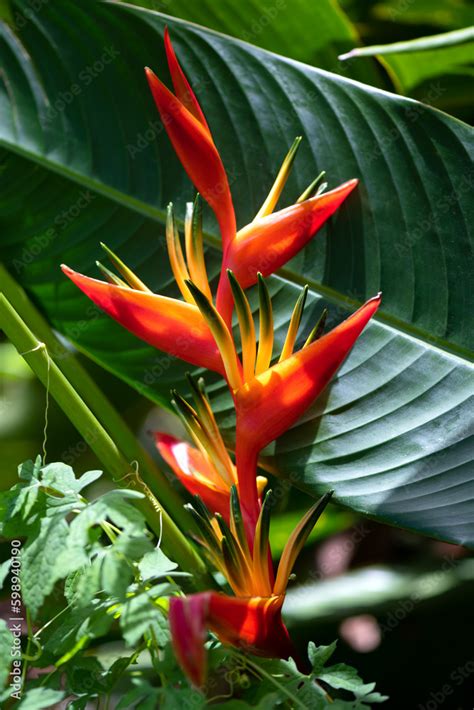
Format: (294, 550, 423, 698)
(2, 138, 473, 363)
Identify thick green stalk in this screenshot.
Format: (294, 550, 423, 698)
(0, 262, 193, 534)
(0, 293, 212, 588)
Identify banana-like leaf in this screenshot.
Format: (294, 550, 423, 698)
(0, 0, 473, 545)
(121, 0, 386, 86)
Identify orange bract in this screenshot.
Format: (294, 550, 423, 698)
(61, 265, 225, 375)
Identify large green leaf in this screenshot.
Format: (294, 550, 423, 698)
(0, 0, 473, 545)
(121, 0, 386, 87)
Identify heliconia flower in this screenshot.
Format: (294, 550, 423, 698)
(155, 375, 267, 523)
(187, 272, 381, 526)
(170, 490, 332, 686)
(145, 29, 236, 251)
(146, 32, 358, 323)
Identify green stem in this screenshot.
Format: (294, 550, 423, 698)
(0, 262, 194, 535)
(0, 293, 212, 588)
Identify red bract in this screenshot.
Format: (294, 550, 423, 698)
(156, 434, 233, 521)
(145, 35, 236, 251)
(169, 594, 209, 688)
(169, 491, 332, 686)
(189, 271, 381, 527)
(216, 180, 358, 323)
(234, 294, 381, 524)
(170, 592, 295, 677)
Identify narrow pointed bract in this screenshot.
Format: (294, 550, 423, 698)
(163, 26, 210, 132)
(156, 433, 234, 521)
(217, 179, 358, 311)
(145, 61, 236, 250)
(61, 265, 225, 375)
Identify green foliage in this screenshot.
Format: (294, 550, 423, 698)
(15, 688, 66, 709)
(0, 619, 14, 688)
(0, 459, 385, 706)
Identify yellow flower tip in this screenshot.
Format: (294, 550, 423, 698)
(99, 242, 151, 292)
(252, 489, 273, 595)
(184, 196, 211, 299)
(166, 205, 195, 303)
(279, 284, 309, 362)
(185, 279, 243, 391)
(227, 269, 257, 382)
(227, 269, 257, 383)
(303, 306, 328, 348)
(95, 260, 129, 288)
(273, 490, 333, 596)
(254, 136, 303, 220)
(256, 476, 268, 496)
(255, 273, 274, 376)
(296, 170, 327, 203)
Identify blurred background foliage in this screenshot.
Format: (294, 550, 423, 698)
(1, 0, 473, 707)
(124, 0, 474, 121)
